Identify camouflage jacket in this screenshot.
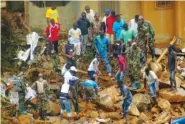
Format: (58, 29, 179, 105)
(144, 21, 155, 38)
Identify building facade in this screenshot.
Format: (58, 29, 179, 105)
(23, 1, 185, 45)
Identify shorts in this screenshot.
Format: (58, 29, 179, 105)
(106, 33, 114, 45)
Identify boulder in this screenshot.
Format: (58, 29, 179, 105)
(97, 86, 120, 111)
(155, 111, 171, 124)
(159, 88, 185, 102)
(139, 112, 149, 121)
(132, 94, 151, 105)
(129, 104, 140, 116)
(158, 98, 171, 111)
(18, 115, 32, 124)
(150, 62, 162, 73)
(48, 100, 61, 115)
(151, 107, 160, 114)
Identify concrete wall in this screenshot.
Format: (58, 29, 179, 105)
(28, 1, 80, 33)
(119, 1, 141, 23)
(141, 1, 176, 42)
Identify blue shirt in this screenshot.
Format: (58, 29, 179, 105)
(121, 85, 133, 101)
(113, 19, 125, 40)
(77, 18, 90, 35)
(94, 36, 110, 57)
(82, 80, 98, 89)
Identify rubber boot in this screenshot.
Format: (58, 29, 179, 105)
(18, 103, 27, 114)
(43, 110, 49, 120)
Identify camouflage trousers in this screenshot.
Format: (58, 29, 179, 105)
(51, 54, 59, 70)
(37, 94, 49, 111)
(148, 38, 155, 59)
(70, 84, 81, 113)
(84, 87, 96, 101)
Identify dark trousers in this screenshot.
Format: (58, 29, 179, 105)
(48, 41, 58, 55)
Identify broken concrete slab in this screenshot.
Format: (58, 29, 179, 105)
(158, 98, 171, 111)
(159, 88, 185, 102)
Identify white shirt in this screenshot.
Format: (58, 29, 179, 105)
(143, 71, 157, 85)
(102, 16, 107, 24)
(68, 28, 81, 39)
(61, 64, 68, 76)
(129, 19, 138, 34)
(61, 83, 70, 93)
(85, 9, 95, 23)
(88, 58, 99, 72)
(64, 71, 78, 84)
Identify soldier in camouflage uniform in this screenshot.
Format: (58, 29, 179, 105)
(138, 16, 155, 65)
(32, 73, 49, 120)
(143, 17, 155, 61)
(137, 17, 149, 67)
(126, 42, 141, 90)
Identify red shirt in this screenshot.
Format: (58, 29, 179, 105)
(45, 23, 60, 42)
(117, 55, 128, 72)
(106, 15, 116, 34)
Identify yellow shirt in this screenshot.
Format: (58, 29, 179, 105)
(46, 8, 59, 23)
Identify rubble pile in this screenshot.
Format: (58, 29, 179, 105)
(1, 11, 185, 124)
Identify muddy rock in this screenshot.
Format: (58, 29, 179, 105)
(48, 100, 61, 115)
(99, 112, 121, 120)
(150, 62, 162, 73)
(155, 111, 171, 124)
(18, 115, 32, 124)
(129, 104, 140, 116)
(97, 86, 120, 111)
(159, 88, 185, 102)
(151, 107, 160, 114)
(158, 98, 171, 111)
(139, 112, 149, 121)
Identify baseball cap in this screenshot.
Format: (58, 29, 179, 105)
(104, 9, 110, 15)
(70, 66, 77, 72)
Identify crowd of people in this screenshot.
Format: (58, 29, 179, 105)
(2, 4, 179, 124)
(44, 4, 179, 123)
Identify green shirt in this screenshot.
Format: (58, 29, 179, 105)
(119, 29, 136, 46)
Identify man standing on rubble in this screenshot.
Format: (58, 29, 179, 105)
(114, 52, 128, 93)
(64, 66, 80, 113)
(62, 39, 76, 67)
(121, 84, 133, 124)
(77, 12, 90, 55)
(138, 16, 155, 62)
(94, 31, 112, 76)
(143, 68, 158, 103)
(126, 42, 141, 90)
(168, 44, 177, 91)
(45, 19, 60, 57)
(46, 4, 59, 24)
(137, 16, 149, 67)
(85, 5, 94, 46)
(32, 73, 49, 120)
(92, 13, 102, 39)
